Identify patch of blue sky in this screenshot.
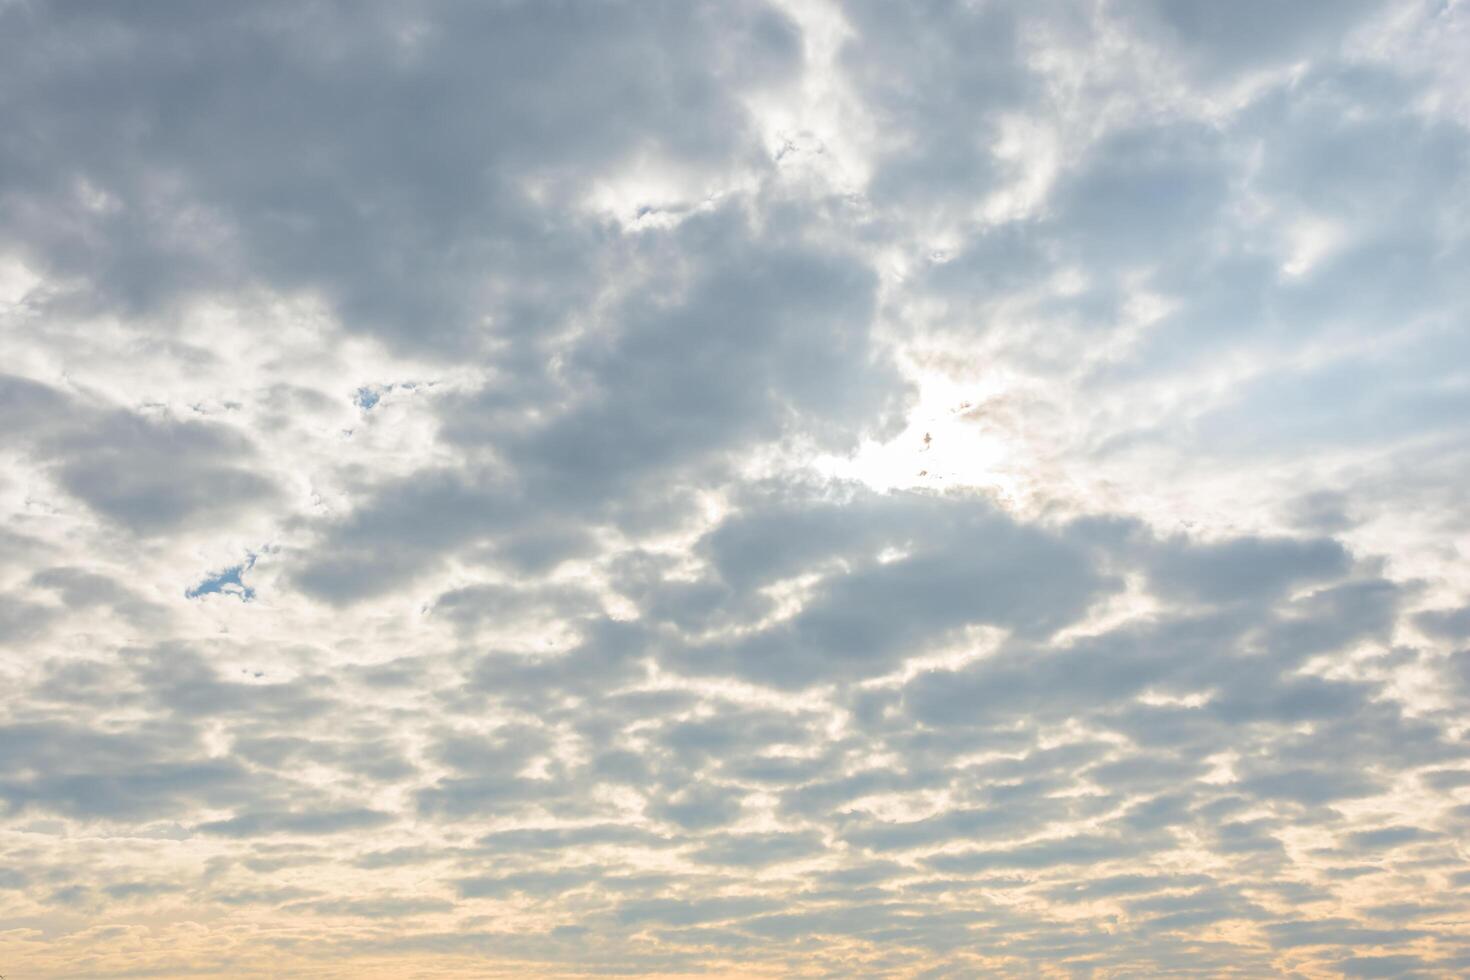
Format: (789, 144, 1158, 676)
(185, 554, 257, 601)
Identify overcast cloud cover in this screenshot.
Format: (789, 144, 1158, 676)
(2, 0, 1470, 976)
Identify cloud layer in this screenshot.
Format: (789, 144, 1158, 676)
(3, 0, 1469, 976)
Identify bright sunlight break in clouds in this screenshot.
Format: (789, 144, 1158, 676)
(3, 1, 1470, 977)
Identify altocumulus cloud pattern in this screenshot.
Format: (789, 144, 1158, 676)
(1, 1, 1469, 977)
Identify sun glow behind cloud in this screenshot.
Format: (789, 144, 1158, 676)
(815, 369, 1019, 498)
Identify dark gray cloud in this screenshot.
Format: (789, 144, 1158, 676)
(1417, 605, 1470, 642)
(1, 374, 279, 532)
(0, 592, 56, 644)
(477, 824, 671, 854)
(690, 830, 825, 867)
(196, 807, 393, 838)
(0, 0, 802, 354)
(1133, 0, 1390, 79)
(0, 720, 262, 820)
(838, 0, 1031, 214)
(293, 206, 910, 605)
(659, 487, 1117, 687)
(1144, 534, 1351, 605)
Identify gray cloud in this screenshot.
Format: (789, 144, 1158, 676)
(0, 0, 802, 353)
(0, 720, 261, 820)
(1, 374, 280, 532)
(196, 807, 393, 838)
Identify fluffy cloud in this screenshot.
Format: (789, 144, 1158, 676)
(3, 0, 1470, 976)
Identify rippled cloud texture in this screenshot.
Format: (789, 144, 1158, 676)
(2, 1, 1469, 977)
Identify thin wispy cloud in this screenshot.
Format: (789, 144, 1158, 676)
(2, 1, 1468, 976)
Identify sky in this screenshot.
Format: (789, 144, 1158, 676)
(1, 0, 1469, 977)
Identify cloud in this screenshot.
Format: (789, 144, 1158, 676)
(0, 0, 803, 353)
(0, 720, 262, 820)
(667, 487, 1117, 687)
(1, 374, 280, 533)
(2, 0, 1468, 975)
(690, 830, 825, 868)
(195, 807, 394, 838)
